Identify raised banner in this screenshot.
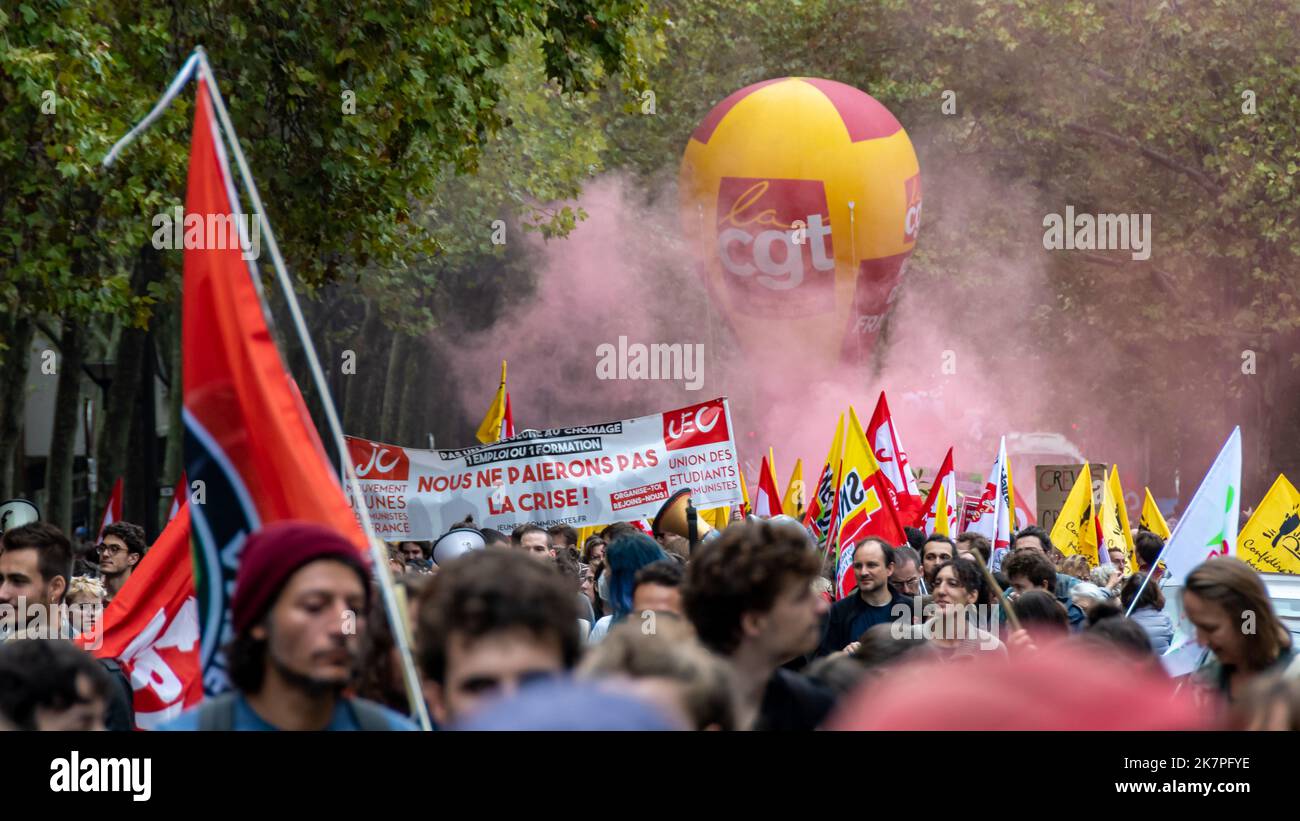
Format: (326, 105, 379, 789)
(346, 398, 742, 539)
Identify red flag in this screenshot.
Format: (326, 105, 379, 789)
(84, 505, 202, 729)
(166, 471, 187, 523)
(97, 477, 123, 540)
(753, 453, 783, 518)
(866, 392, 925, 526)
(919, 447, 957, 536)
(501, 393, 515, 439)
(1013, 482, 1036, 529)
(183, 79, 366, 695)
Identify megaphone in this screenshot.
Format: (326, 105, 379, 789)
(652, 488, 718, 549)
(431, 527, 485, 566)
(0, 499, 39, 536)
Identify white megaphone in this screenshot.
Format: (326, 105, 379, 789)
(431, 527, 486, 566)
(0, 499, 39, 536)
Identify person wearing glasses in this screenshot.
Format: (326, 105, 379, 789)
(814, 538, 913, 658)
(98, 521, 147, 602)
(889, 544, 924, 597)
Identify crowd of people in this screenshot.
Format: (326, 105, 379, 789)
(1, 511, 1299, 731)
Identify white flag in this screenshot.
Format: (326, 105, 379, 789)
(1159, 427, 1241, 586)
(972, 437, 1014, 570)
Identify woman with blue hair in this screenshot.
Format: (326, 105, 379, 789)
(587, 532, 669, 645)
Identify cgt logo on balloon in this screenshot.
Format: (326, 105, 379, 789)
(714, 177, 835, 316)
(680, 77, 922, 373)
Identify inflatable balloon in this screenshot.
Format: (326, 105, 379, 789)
(679, 77, 921, 369)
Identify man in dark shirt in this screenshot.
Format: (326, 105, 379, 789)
(816, 538, 913, 657)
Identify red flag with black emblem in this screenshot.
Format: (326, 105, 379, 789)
(84, 505, 202, 729)
(181, 78, 366, 695)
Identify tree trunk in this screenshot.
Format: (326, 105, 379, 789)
(380, 332, 412, 442)
(94, 245, 166, 523)
(0, 316, 34, 499)
(396, 336, 428, 448)
(44, 321, 85, 533)
(342, 302, 382, 438)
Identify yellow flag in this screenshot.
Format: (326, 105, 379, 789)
(1051, 463, 1099, 563)
(806, 414, 845, 539)
(933, 481, 950, 537)
(1237, 475, 1300, 575)
(1139, 488, 1171, 539)
(782, 459, 805, 518)
(739, 469, 751, 516)
(702, 506, 731, 530)
(475, 360, 509, 444)
(576, 525, 603, 550)
(1102, 466, 1136, 571)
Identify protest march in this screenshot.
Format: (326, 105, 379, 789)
(3, 5, 1300, 805)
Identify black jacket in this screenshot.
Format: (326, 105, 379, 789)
(815, 589, 913, 658)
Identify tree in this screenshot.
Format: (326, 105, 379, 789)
(2, 0, 658, 525)
(598, 0, 1300, 506)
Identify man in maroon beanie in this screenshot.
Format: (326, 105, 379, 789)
(161, 521, 418, 731)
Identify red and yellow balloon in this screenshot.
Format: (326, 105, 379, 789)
(679, 77, 921, 369)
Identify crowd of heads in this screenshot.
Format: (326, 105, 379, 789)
(2, 505, 1299, 732)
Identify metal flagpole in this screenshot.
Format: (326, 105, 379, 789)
(193, 49, 430, 731)
(104, 47, 432, 730)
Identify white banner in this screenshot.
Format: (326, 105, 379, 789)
(345, 398, 742, 539)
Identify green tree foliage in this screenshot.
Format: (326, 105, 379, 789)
(600, 0, 1300, 500)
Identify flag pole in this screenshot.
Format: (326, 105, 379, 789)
(105, 47, 431, 729)
(193, 48, 431, 730)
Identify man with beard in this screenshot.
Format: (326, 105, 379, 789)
(162, 522, 417, 731)
(815, 538, 912, 658)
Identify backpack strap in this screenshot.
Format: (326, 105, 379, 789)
(348, 697, 398, 731)
(196, 692, 240, 732)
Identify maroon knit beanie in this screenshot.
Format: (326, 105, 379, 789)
(232, 521, 371, 635)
